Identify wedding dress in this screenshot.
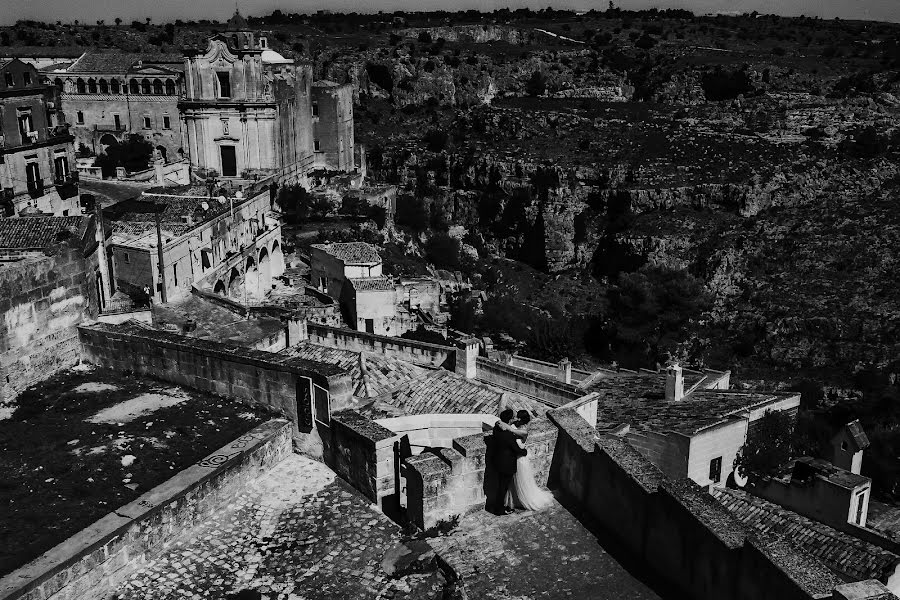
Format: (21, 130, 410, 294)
(504, 443, 554, 512)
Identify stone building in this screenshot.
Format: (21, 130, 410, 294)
(311, 80, 355, 171)
(53, 51, 185, 162)
(180, 12, 315, 185)
(310, 241, 383, 300)
(104, 185, 283, 303)
(0, 59, 79, 216)
(0, 216, 107, 404)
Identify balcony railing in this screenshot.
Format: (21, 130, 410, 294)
(27, 182, 45, 199)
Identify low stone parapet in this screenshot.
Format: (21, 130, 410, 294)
(0, 419, 292, 600)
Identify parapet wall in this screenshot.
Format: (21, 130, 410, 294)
(404, 418, 559, 529)
(0, 243, 99, 406)
(547, 407, 846, 600)
(475, 357, 582, 407)
(307, 323, 455, 369)
(77, 322, 353, 455)
(0, 419, 292, 600)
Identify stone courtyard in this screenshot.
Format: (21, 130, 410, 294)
(112, 454, 447, 600)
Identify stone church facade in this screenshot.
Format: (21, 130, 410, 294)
(179, 13, 316, 186)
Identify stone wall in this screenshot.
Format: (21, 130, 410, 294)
(77, 322, 353, 456)
(0, 242, 99, 405)
(547, 407, 853, 600)
(475, 357, 582, 406)
(404, 418, 559, 529)
(322, 409, 397, 505)
(0, 419, 291, 600)
(307, 323, 455, 369)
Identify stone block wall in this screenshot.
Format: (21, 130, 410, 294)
(404, 418, 559, 529)
(0, 419, 292, 600)
(0, 242, 99, 406)
(307, 323, 454, 369)
(475, 357, 582, 407)
(546, 406, 858, 600)
(322, 410, 396, 505)
(77, 322, 353, 456)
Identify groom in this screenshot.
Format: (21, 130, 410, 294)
(491, 408, 527, 515)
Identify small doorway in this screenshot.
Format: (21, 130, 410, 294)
(365, 319, 374, 334)
(220, 145, 237, 177)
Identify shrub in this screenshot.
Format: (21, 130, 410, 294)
(525, 70, 547, 97)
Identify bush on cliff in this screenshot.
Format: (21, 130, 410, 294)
(734, 409, 794, 479)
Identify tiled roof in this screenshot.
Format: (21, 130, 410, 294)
(311, 242, 381, 265)
(361, 369, 540, 418)
(590, 370, 797, 435)
(784, 457, 871, 490)
(0, 59, 13, 70)
(281, 341, 426, 399)
(0, 216, 89, 249)
(713, 487, 900, 583)
(349, 277, 395, 292)
(104, 194, 231, 231)
(68, 51, 182, 75)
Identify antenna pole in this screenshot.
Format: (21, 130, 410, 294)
(155, 198, 168, 304)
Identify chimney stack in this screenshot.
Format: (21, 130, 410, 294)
(285, 315, 308, 347)
(666, 363, 684, 402)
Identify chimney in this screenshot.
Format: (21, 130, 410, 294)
(455, 337, 479, 379)
(558, 357, 572, 384)
(285, 315, 308, 347)
(666, 363, 684, 402)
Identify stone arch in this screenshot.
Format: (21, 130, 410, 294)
(99, 133, 119, 148)
(130, 79, 140, 94)
(245, 255, 260, 299)
(53, 78, 63, 92)
(153, 79, 163, 94)
(99, 78, 108, 93)
(165, 79, 176, 95)
(258, 247, 272, 293)
(76, 78, 86, 93)
(271, 239, 284, 279)
(111, 79, 120, 93)
(156, 145, 167, 162)
(227, 266, 242, 299)
(87, 78, 97, 93)
(141, 79, 151, 94)
(213, 279, 226, 295)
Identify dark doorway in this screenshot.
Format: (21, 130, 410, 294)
(220, 145, 237, 177)
(296, 376, 312, 433)
(365, 319, 374, 334)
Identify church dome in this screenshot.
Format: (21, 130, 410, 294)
(226, 9, 250, 31)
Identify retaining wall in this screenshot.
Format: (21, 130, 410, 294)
(0, 419, 292, 600)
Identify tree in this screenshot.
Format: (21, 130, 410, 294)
(115, 17, 122, 26)
(525, 70, 547, 97)
(395, 194, 428, 232)
(423, 129, 449, 152)
(734, 410, 794, 478)
(95, 134, 153, 176)
(425, 232, 462, 269)
(417, 31, 433, 44)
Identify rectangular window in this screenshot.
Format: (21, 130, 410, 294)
(18, 111, 34, 139)
(856, 491, 867, 524)
(22, 72, 31, 85)
(163, 115, 171, 129)
(709, 457, 723, 484)
(314, 384, 330, 425)
(3, 73, 12, 87)
(123, 252, 130, 264)
(314, 139, 320, 152)
(365, 319, 374, 334)
(113, 114, 121, 130)
(142, 116, 151, 129)
(76, 111, 84, 124)
(54, 156, 69, 182)
(172, 263, 178, 287)
(216, 72, 231, 98)
(312, 101, 318, 117)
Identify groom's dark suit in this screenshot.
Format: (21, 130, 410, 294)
(492, 422, 526, 514)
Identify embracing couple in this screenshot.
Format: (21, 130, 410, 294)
(490, 408, 553, 515)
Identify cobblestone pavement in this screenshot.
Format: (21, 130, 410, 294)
(430, 499, 663, 600)
(114, 454, 446, 600)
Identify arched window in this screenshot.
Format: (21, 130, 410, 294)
(152, 79, 163, 94)
(129, 79, 139, 94)
(54, 78, 63, 92)
(87, 78, 97, 93)
(76, 78, 86, 93)
(98, 79, 108, 93)
(165, 79, 175, 95)
(141, 79, 151, 94)
(111, 79, 120, 93)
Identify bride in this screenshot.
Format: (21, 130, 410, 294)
(497, 410, 554, 512)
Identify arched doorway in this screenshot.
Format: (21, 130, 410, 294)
(227, 267, 242, 299)
(258, 247, 272, 293)
(271, 240, 284, 279)
(245, 255, 260, 300)
(156, 145, 167, 162)
(213, 280, 226, 295)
